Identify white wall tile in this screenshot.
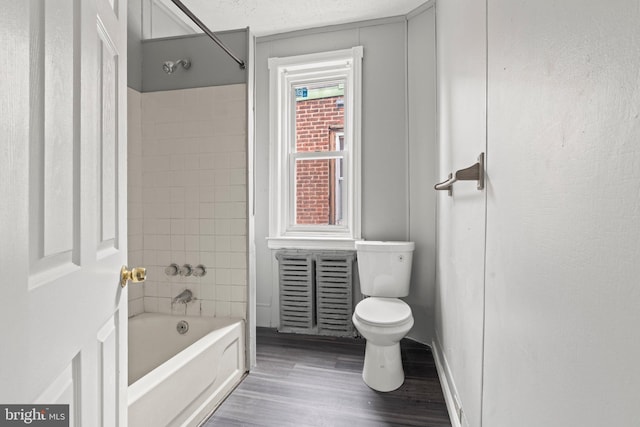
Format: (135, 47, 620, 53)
(185, 235, 199, 251)
(229, 253, 246, 269)
(200, 219, 215, 235)
(170, 219, 185, 235)
(184, 251, 200, 264)
(129, 234, 143, 252)
(230, 302, 246, 318)
(214, 170, 231, 186)
(228, 186, 247, 202)
(231, 286, 246, 302)
(144, 297, 159, 312)
(200, 251, 216, 266)
(215, 269, 231, 285)
(215, 301, 231, 317)
(171, 302, 188, 316)
(157, 282, 172, 298)
(201, 300, 216, 317)
(200, 186, 215, 203)
(199, 203, 215, 219)
(184, 187, 200, 203)
(129, 298, 144, 317)
(230, 236, 246, 252)
(231, 269, 247, 286)
(199, 235, 216, 252)
(186, 301, 201, 316)
(158, 298, 172, 314)
(185, 219, 200, 235)
(135, 85, 247, 319)
(215, 236, 231, 252)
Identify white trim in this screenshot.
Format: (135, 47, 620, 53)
(432, 337, 466, 427)
(268, 46, 363, 244)
(406, 0, 436, 20)
(246, 31, 257, 368)
(256, 15, 406, 41)
(266, 237, 359, 250)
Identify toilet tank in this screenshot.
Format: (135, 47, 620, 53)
(355, 241, 415, 297)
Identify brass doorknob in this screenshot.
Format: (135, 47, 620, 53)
(120, 265, 146, 288)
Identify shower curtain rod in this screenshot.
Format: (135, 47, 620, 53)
(169, 0, 246, 69)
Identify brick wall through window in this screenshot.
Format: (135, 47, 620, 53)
(295, 96, 344, 225)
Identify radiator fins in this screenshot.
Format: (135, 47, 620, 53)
(276, 252, 315, 332)
(316, 253, 355, 336)
(276, 250, 356, 337)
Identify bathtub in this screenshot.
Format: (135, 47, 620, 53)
(128, 313, 245, 427)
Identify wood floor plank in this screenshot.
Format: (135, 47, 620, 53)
(202, 328, 451, 427)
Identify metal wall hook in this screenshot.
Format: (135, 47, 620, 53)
(434, 173, 455, 196)
(435, 153, 485, 196)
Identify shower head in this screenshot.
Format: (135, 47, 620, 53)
(162, 59, 191, 74)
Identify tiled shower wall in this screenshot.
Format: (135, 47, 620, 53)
(127, 84, 247, 319)
(128, 88, 144, 316)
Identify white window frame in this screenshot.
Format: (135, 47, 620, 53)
(267, 47, 363, 250)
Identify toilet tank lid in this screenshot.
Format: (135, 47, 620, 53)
(355, 241, 415, 252)
(354, 297, 412, 326)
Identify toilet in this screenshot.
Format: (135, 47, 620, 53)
(352, 240, 415, 392)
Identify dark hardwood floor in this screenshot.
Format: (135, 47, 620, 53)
(202, 328, 451, 427)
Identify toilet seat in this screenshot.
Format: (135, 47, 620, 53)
(354, 297, 412, 327)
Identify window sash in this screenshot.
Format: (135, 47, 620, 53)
(288, 151, 349, 232)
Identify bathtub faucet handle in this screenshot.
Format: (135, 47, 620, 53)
(165, 263, 180, 276)
(180, 264, 193, 277)
(193, 264, 207, 277)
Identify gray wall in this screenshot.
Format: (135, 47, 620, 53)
(254, 15, 438, 344)
(127, 0, 247, 93)
(141, 30, 247, 92)
(127, 0, 143, 90)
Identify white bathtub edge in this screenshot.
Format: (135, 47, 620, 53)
(128, 318, 246, 427)
(128, 321, 240, 406)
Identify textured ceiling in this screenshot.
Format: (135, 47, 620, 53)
(173, 0, 429, 36)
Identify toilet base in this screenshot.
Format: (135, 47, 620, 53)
(362, 341, 405, 392)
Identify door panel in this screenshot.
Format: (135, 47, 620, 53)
(1, 0, 128, 425)
(29, 0, 81, 287)
(98, 21, 120, 255)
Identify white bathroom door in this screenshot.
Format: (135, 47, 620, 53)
(0, 0, 129, 425)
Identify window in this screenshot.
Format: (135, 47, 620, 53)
(268, 47, 363, 249)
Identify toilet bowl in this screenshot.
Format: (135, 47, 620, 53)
(353, 241, 415, 392)
(352, 297, 414, 392)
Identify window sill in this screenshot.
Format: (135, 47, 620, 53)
(267, 236, 359, 251)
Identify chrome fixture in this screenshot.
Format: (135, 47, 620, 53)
(180, 264, 193, 277)
(435, 153, 485, 196)
(172, 289, 193, 304)
(169, 0, 245, 69)
(165, 263, 180, 276)
(176, 320, 189, 335)
(192, 264, 207, 277)
(162, 58, 191, 74)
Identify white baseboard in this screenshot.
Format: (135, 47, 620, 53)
(432, 338, 464, 427)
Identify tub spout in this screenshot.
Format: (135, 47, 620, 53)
(172, 289, 193, 304)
